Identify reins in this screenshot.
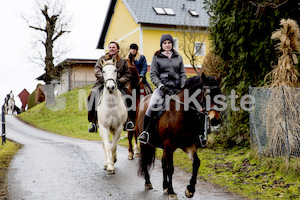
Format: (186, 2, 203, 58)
(169, 97, 207, 115)
(169, 85, 220, 115)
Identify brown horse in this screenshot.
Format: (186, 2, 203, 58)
(137, 73, 221, 200)
(126, 60, 152, 160)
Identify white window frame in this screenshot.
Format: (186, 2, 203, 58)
(189, 10, 199, 17)
(164, 8, 175, 16)
(153, 7, 166, 15)
(173, 38, 179, 51)
(194, 42, 206, 56)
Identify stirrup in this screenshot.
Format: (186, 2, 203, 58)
(138, 131, 149, 144)
(199, 135, 207, 148)
(88, 123, 97, 133)
(125, 121, 135, 131)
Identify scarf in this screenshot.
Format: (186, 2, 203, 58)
(162, 51, 173, 59)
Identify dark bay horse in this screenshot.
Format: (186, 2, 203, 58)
(126, 60, 152, 160)
(136, 73, 221, 200)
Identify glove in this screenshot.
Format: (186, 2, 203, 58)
(139, 75, 145, 82)
(160, 85, 172, 95)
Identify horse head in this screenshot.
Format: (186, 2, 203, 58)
(101, 57, 117, 93)
(184, 73, 222, 126)
(201, 73, 222, 126)
(9, 91, 14, 99)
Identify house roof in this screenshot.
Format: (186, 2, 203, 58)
(36, 58, 97, 81)
(97, 0, 210, 49)
(56, 58, 98, 66)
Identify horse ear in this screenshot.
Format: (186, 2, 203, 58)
(100, 58, 106, 66)
(201, 72, 207, 83)
(112, 56, 117, 65)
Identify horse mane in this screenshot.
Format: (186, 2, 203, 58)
(184, 75, 203, 94)
(184, 75, 219, 93)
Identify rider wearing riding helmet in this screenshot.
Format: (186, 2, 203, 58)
(87, 41, 134, 132)
(138, 34, 187, 144)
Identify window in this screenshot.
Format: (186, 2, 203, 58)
(153, 7, 176, 16)
(195, 42, 206, 56)
(189, 10, 199, 17)
(173, 38, 179, 51)
(164, 8, 175, 16)
(153, 7, 165, 15)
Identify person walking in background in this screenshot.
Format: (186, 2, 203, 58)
(138, 34, 187, 144)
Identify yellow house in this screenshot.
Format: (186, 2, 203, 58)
(97, 0, 210, 73)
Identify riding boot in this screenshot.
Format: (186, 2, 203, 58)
(138, 115, 152, 144)
(125, 110, 135, 131)
(87, 93, 98, 133)
(88, 109, 97, 133)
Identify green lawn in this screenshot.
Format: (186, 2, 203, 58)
(0, 140, 22, 199)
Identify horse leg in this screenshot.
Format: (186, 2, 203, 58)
(163, 145, 177, 200)
(99, 125, 114, 174)
(139, 144, 154, 190)
(111, 126, 123, 165)
(133, 130, 140, 158)
(162, 158, 169, 195)
(185, 149, 200, 198)
(128, 130, 134, 160)
(102, 142, 108, 170)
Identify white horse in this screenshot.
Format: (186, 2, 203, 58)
(97, 57, 128, 174)
(5, 91, 15, 115)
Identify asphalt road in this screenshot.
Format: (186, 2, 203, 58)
(5, 115, 245, 200)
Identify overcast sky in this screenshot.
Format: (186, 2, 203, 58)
(0, 0, 109, 108)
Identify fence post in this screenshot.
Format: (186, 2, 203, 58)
(249, 86, 263, 156)
(1, 105, 6, 145)
(282, 86, 290, 159)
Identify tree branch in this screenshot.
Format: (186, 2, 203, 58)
(52, 30, 70, 42)
(29, 25, 46, 32)
(41, 5, 51, 21)
(250, 0, 288, 8)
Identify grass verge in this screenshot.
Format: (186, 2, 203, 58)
(0, 140, 22, 200)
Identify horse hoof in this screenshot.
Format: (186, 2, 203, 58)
(128, 153, 133, 160)
(185, 188, 194, 198)
(106, 169, 115, 174)
(168, 194, 178, 200)
(145, 183, 153, 190)
(134, 153, 140, 158)
(114, 158, 117, 163)
(103, 165, 107, 170)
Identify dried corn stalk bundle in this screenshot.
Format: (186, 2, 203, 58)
(264, 19, 300, 157)
(202, 51, 221, 77)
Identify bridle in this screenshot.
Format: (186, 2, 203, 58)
(169, 85, 220, 115)
(102, 64, 117, 89)
(199, 85, 220, 113)
(104, 78, 117, 87)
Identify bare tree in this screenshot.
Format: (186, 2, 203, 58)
(175, 25, 209, 75)
(24, 0, 71, 84)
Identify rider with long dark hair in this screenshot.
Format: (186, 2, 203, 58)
(138, 34, 187, 144)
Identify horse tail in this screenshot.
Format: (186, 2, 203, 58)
(138, 144, 156, 177)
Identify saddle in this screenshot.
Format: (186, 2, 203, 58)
(149, 95, 207, 148)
